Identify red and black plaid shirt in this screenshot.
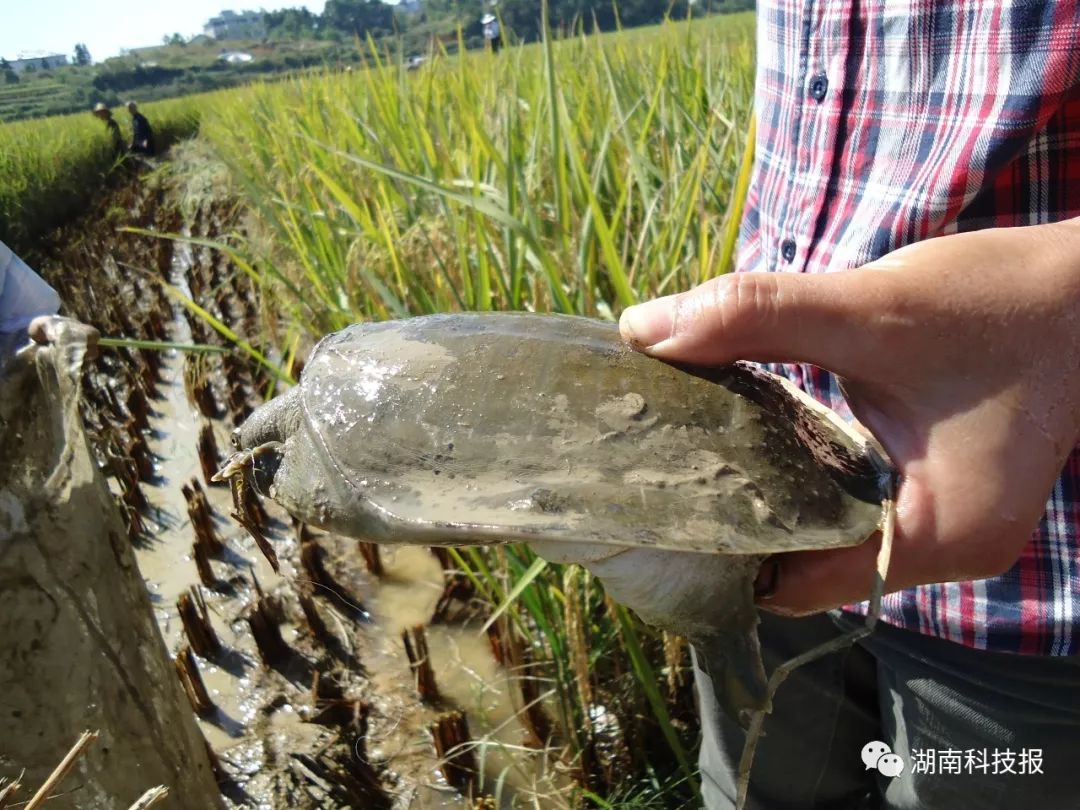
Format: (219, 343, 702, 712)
(739, 0, 1080, 655)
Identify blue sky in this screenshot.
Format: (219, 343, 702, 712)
(0, 1, 328, 62)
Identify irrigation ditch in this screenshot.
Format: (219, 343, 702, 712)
(6, 149, 696, 809)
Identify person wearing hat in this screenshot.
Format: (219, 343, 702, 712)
(92, 103, 124, 156)
(481, 13, 501, 53)
(126, 101, 155, 157)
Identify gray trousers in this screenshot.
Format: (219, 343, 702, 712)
(695, 611, 1080, 809)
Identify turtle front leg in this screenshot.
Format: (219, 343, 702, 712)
(212, 443, 282, 482)
(734, 483, 897, 810)
(214, 388, 302, 482)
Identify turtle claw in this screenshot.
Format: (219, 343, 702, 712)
(212, 454, 245, 482)
(213, 451, 251, 482)
(213, 443, 282, 482)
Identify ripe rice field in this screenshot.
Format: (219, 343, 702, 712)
(4, 12, 756, 807)
(198, 14, 755, 333)
(0, 93, 206, 249)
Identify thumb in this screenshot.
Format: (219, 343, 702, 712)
(756, 535, 885, 616)
(619, 270, 891, 379)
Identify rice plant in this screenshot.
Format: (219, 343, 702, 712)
(197, 14, 755, 332)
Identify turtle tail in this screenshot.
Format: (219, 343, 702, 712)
(693, 618, 768, 730)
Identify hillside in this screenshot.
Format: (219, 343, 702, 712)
(0, 39, 362, 123)
(1, 0, 753, 124)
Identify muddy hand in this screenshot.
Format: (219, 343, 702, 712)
(620, 217, 1080, 615)
(28, 315, 100, 359)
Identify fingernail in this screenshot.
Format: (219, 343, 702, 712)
(754, 559, 779, 600)
(619, 298, 675, 350)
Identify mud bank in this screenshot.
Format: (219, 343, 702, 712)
(0, 322, 221, 808)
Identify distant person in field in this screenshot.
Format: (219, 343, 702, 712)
(126, 102, 155, 156)
(481, 13, 501, 53)
(92, 103, 124, 156)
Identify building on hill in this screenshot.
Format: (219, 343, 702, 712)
(5, 52, 69, 74)
(218, 51, 254, 64)
(204, 10, 266, 40)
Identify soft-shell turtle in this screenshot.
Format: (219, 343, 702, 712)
(220, 313, 892, 738)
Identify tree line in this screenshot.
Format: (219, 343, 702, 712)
(264, 0, 754, 44)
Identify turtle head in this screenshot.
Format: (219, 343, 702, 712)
(218, 388, 309, 518)
(222, 386, 376, 536)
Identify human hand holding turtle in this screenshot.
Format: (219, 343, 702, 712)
(616, 218, 1080, 616)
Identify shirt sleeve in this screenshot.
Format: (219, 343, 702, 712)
(0, 241, 61, 333)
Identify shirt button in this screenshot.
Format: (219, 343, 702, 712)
(781, 239, 797, 263)
(810, 72, 828, 102)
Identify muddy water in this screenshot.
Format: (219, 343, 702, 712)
(134, 240, 569, 808)
(365, 546, 571, 807)
(139, 239, 286, 648)
(137, 238, 301, 772)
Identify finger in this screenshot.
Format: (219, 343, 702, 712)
(619, 269, 894, 380)
(28, 315, 56, 345)
(756, 535, 886, 616)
